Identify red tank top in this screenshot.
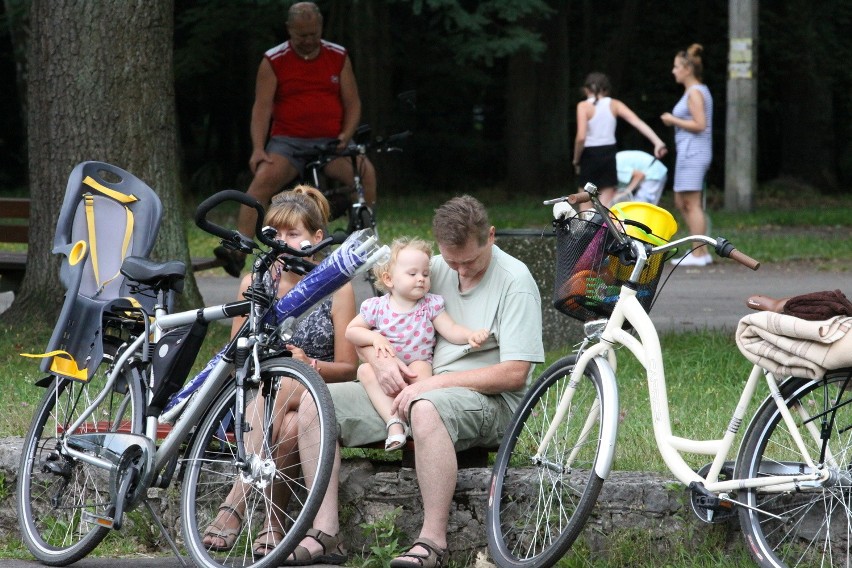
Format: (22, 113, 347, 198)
(265, 40, 347, 138)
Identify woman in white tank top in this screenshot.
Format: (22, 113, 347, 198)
(573, 72, 668, 207)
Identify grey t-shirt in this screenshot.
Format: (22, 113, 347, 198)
(430, 245, 545, 410)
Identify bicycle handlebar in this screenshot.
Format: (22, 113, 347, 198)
(195, 190, 263, 252)
(550, 185, 761, 271)
(292, 130, 413, 160)
(194, 189, 333, 259)
(714, 237, 761, 270)
(566, 191, 591, 205)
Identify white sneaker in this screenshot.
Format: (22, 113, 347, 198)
(671, 253, 713, 267)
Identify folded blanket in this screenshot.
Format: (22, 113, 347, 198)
(735, 312, 852, 379)
(783, 289, 852, 321)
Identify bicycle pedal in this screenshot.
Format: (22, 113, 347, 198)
(688, 481, 737, 523)
(81, 510, 116, 529)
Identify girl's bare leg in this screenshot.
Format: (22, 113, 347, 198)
(673, 190, 709, 258)
(359, 360, 432, 442)
(202, 378, 303, 548)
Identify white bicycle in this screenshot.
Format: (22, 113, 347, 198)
(486, 183, 852, 568)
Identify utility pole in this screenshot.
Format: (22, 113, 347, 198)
(725, 0, 758, 212)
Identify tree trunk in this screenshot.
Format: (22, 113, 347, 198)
(2, 0, 200, 324)
(506, 3, 572, 194)
(327, 0, 401, 195)
(3, 0, 28, 139)
(506, 53, 539, 195)
(535, 2, 572, 190)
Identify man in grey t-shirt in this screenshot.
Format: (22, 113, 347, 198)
(294, 195, 544, 566)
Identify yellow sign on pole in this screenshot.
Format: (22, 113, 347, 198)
(729, 38, 753, 79)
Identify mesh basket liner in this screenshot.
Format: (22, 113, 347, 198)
(552, 213, 664, 322)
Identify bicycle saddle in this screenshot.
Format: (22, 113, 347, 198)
(746, 295, 789, 313)
(121, 255, 186, 291)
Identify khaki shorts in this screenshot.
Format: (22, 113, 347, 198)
(329, 381, 516, 452)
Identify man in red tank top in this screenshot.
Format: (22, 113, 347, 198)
(218, 1, 376, 276)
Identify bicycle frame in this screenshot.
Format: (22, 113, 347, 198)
(59, 297, 243, 481)
(536, 233, 827, 499)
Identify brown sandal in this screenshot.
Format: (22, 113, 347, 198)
(252, 525, 285, 559)
(202, 504, 243, 552)
(389, 537, 448, 567)
(282, 528, 347, 566)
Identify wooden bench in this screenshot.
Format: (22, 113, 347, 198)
(0, 197, 29, 292)
(0, 197, 225, 292)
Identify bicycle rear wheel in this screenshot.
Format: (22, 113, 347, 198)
(735, 369, 852, 568)
(17, 345, 144, 566)
(487, 354, 610, 567)
(181, 357, 336, 568)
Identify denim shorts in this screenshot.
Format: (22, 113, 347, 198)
(329, 381, 515, 452)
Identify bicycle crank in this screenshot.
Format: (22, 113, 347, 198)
(65, 432, 156, 528)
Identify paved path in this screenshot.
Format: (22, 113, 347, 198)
(649, 260, 848, 332)
(197, 260, 847, 334)
(2, 262, 847, 333)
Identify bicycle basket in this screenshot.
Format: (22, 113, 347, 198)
(552, 211, 666, 321)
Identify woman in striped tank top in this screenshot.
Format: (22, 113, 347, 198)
(661, 44, 714, 266)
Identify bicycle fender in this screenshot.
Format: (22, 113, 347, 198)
(591, 354, 619, 480)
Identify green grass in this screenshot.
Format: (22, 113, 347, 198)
(2, 186, 851, 567)
(598, 328, 755, 472)
(5, 186, 852, 441)
(185, 186, 852, 270)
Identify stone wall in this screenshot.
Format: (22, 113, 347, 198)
(494, 230, 584, 351)
(1, 437, 740, 564)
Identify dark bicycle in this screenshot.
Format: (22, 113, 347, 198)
(293, 126, 412, 242)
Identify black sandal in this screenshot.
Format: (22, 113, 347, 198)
(282, 528, 347, 566)
(389, 537, 448, 568)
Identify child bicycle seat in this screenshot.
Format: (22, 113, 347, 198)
(24, 162, 163, 381)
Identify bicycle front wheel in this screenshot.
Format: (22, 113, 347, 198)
(735, 369, 852, 568)
(487, 354, 610, 567)
(17, 345, 144, 566)
(181, 357, 336, 568)
(347, 205, 374, 234)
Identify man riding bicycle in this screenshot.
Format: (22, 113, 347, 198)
(217, 1, 377, 277)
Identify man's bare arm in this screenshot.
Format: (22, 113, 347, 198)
(391, 360, 531, 420)
(337, 55, 361, 147)
(356, 345, 416, 397)
(249, 59, 277, 172)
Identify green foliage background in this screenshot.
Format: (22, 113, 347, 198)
(2, 0, 852, 195)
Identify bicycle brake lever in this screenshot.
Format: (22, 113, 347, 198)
(284, 257, 316, 276)
(221, 233, 256, 254)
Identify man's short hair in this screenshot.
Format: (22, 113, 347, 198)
(432, 195, 490, 247)
(287, 2, 322, 25)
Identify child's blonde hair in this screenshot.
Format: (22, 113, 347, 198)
(372, 237, 433, 293)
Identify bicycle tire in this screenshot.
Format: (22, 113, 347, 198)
(487, 354, 609, 567)
(181, 357, 336, 568)
(346, 204, 375, 235)
(735, 369, 852, 568)
(17, 344, 145, 566)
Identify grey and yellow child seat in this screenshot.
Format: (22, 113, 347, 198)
(32, 162, 163, 381)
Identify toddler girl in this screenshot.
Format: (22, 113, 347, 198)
(345, 237, 489, 450)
